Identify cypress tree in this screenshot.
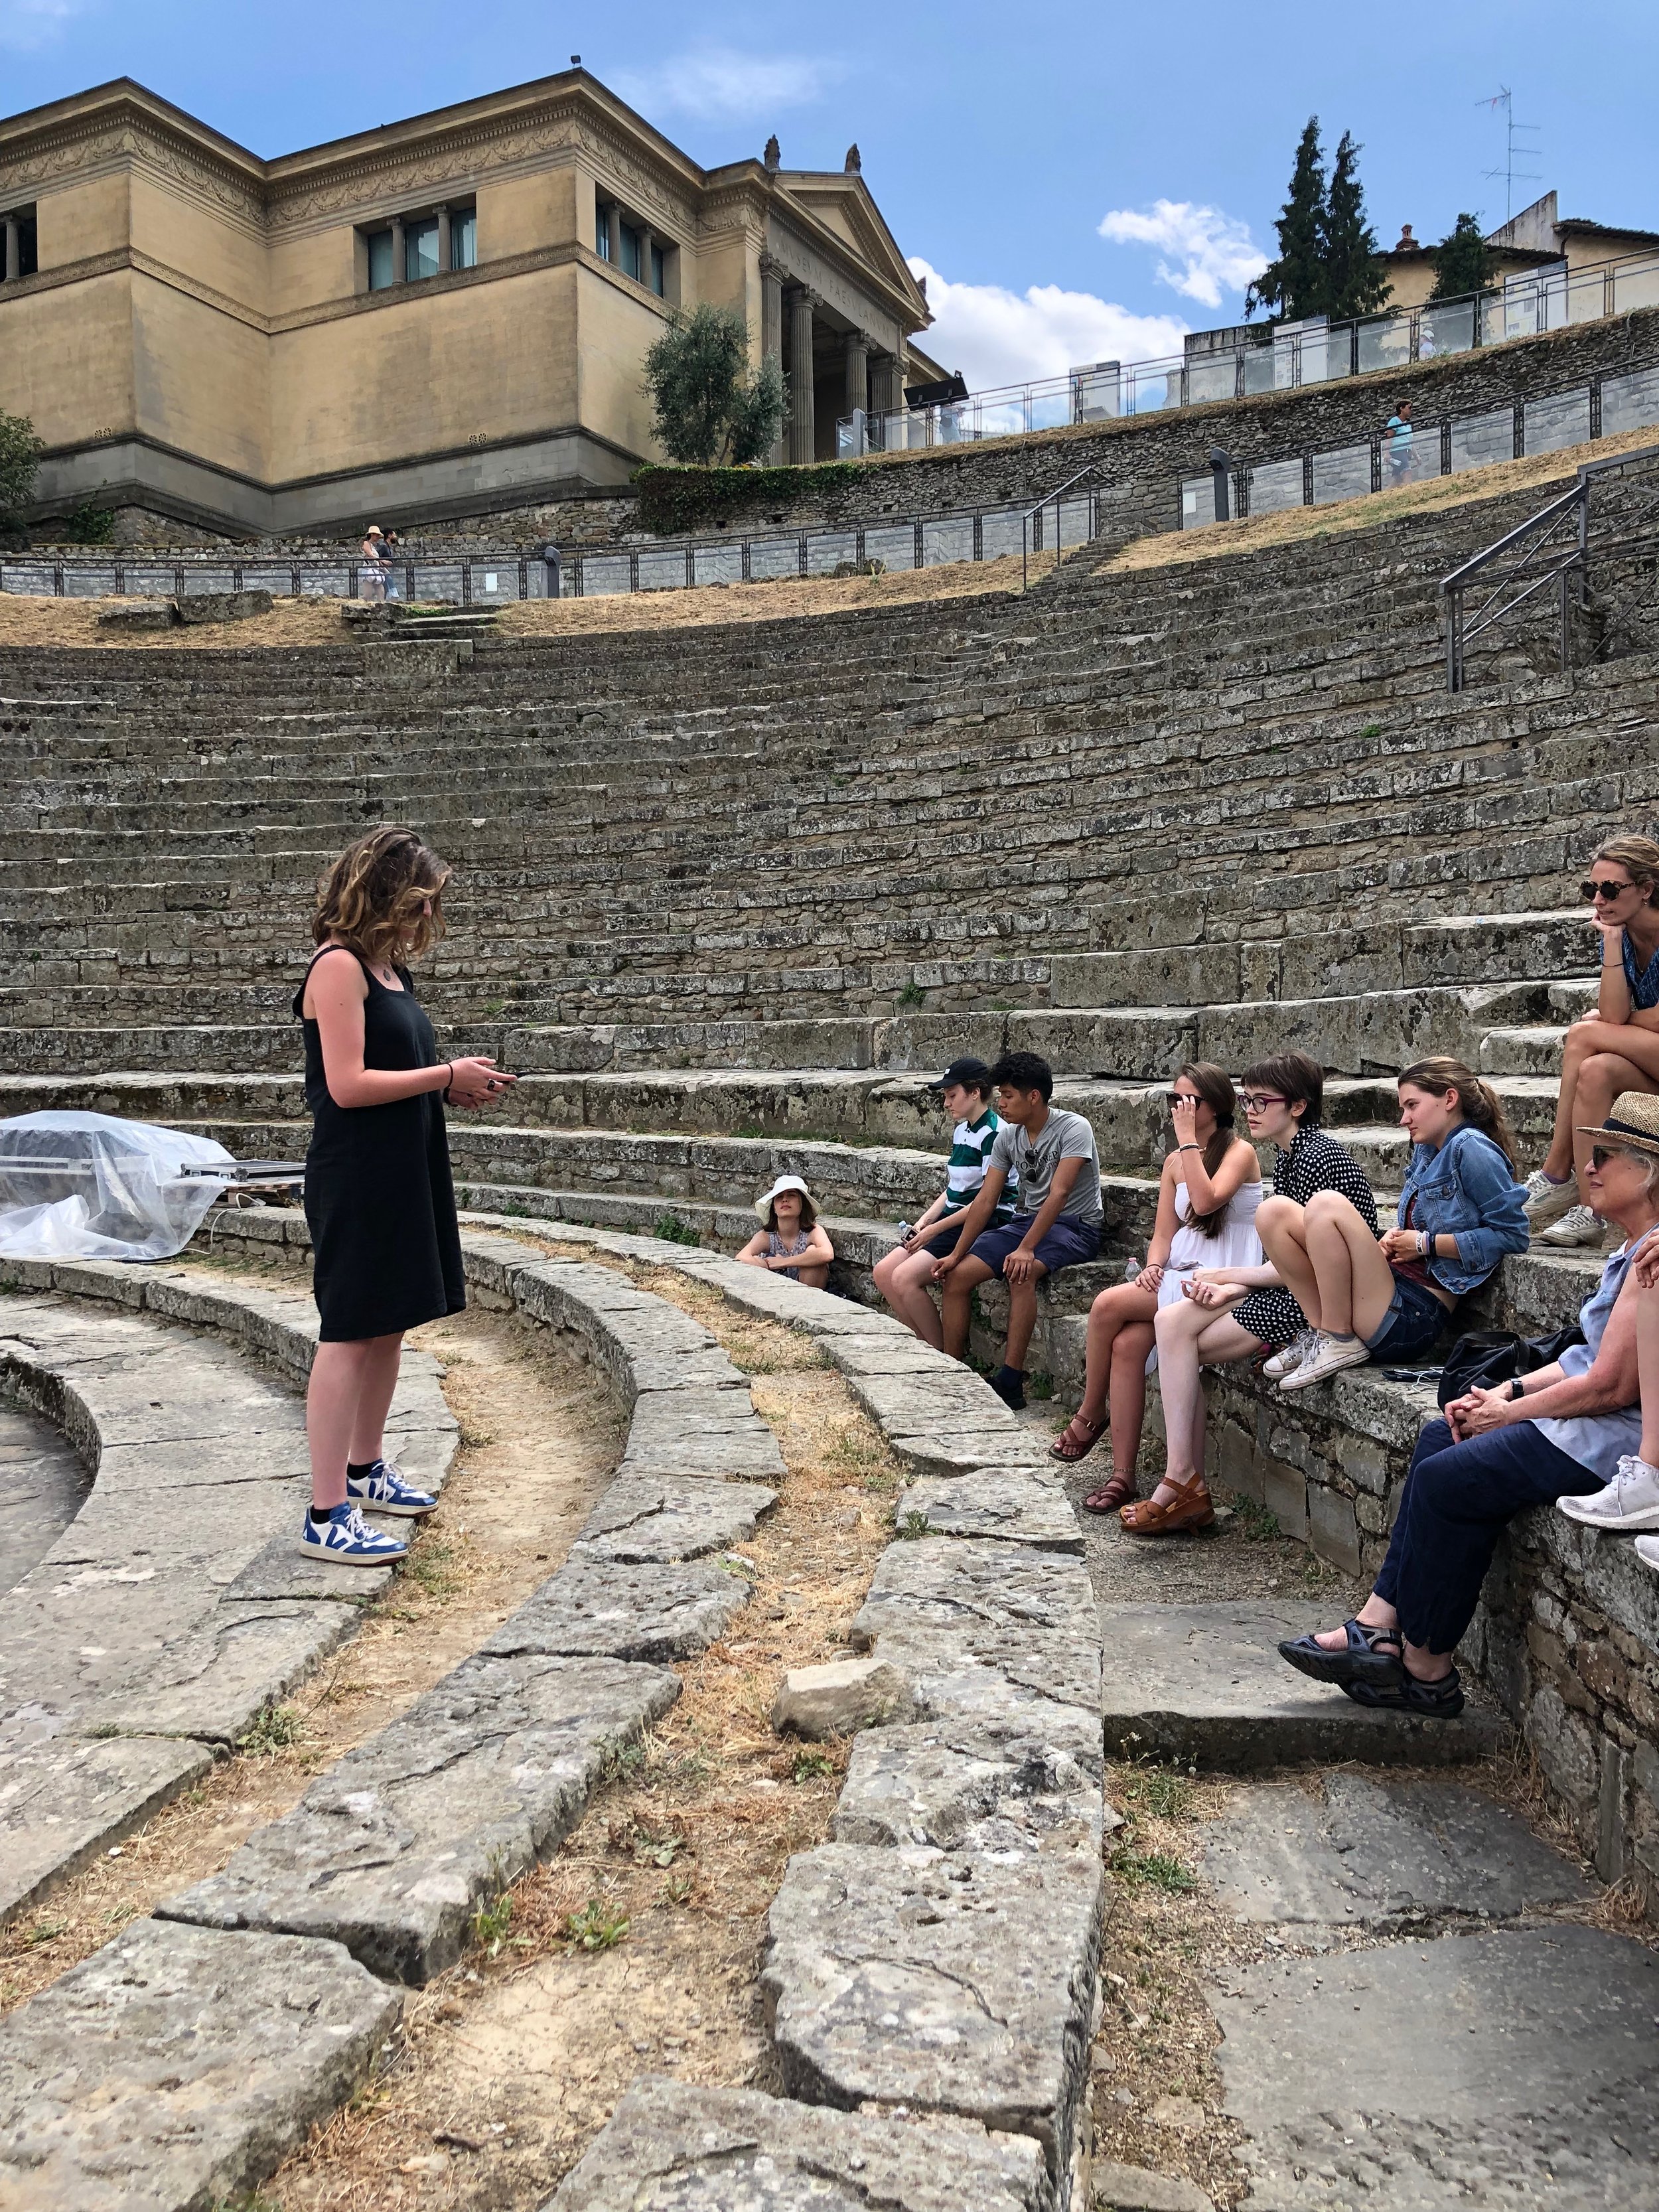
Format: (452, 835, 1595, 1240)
(1323, 130, 1390, 319)
(1429, 212, 1493, 302)
(1246, 117, 1328, 322)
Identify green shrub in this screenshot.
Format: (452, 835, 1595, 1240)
(642, 304, 786, 468)
(64, 501, 116, 545)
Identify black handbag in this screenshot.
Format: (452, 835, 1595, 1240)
(1435, 1324, 1586, 1409)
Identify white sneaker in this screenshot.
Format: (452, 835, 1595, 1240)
(1523, 1169, 1577, 1228)
(1539, 1205, 1605, 1250)
(298, 1502, 408, 1566)
(1263, 1327, 1317, 1382)
(1635, 1535, 1659, 1576)
(1277, 1330, 1372, 1394)
(1558, 1454, 1659, 1531)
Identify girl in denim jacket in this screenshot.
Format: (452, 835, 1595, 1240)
(1256, 1057, 1530, 1394)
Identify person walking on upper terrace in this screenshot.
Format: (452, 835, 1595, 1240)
(873, 1057, 1012, 1348)
(1384, 399, 1415, 485)
(1279, 1093, 1659, 1720)
(932, 1051, 1103, 1411)
(1525, 836, 1659, 1252)
(1047, 1065, 1261, 1513)
(359, 526, 388, 603)
(738, 1175, 834, 1288)
(297, 826, 514, 1567)
(1255, 1056, 1528, 1395)
(1120, 1053, 1378, 1536)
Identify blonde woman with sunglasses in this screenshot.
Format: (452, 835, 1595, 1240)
(1526, 835, 1659, 1249)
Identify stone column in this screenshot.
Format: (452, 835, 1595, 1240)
(843, 329, 870, 418)
(869, 352, 902, 415)
(787, 286, 818, 465)
(2, 218, 17, 285)
(760, 254, 786, 463)
(437, 208, 452, 273)
(607, 202, 623, 267)
(391, 216, 406, 284)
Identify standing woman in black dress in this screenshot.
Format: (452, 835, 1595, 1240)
(295, 826, 514, 1565)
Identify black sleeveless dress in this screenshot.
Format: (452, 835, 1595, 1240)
(295, 950, 466, 1342)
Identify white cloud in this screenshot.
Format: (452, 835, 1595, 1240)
(907, 256, 1189, 392)
(1098, 199, 1262, 311)
(0, 0, 88, 50)
(612, 48, 840, 125)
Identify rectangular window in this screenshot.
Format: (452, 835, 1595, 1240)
(620, 223, 642, 283)
(1, 207, 38, 281)
(595, 202, 611, 259)
(650, 240, 666, 297)
(406, 218, 441, 283)
(450, 210, 476, 271)
(366, 228, 395, 291)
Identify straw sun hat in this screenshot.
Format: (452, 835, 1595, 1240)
(1577, 1091, 1659, 1159)
(755, 1174, 812, 1221)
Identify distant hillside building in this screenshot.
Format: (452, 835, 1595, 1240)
(0, 72, 941, 538)
(1379, 190, 1659, 310)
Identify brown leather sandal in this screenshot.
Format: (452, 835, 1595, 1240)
(1082, 1468, 1137, 1514)
(1049, 1412, 1105, 1463)
(1119, 1473, 1216, 1536)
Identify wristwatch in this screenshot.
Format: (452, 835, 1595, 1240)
(1508, 1377, 1526, 1402)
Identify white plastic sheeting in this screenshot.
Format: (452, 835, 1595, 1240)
(0, 1112, 238, 1262)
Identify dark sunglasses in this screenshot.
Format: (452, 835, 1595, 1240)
(1589, 1144, 1638, 1170)
(1165, 1091, 1202, 1109)
(1581, 879, 1633, 903)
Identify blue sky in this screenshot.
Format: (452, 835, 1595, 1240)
(5, 0, 1658, 391)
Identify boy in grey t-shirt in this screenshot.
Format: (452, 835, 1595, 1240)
(933, 1051, 1104, 1409)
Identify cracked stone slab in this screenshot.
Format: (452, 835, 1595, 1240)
(1211, 1926, 1659, 2209)
(833, 1721, 1103, 1862)
(0, 1915, 399, 2211)
(479, 1554, 753, 1661)
(1100, 1603, 1507, 1770)
(903, 1470, 1083, 1552)
(571, 1472, 778, 1564)
(161, 1653, 678, 1982)
(851, 1540, 1102, 1727)
(222, 1530, 397, 1603)
(0, 1585, 363, 1744)
(512, 1262, 746, 1396)
(0, 1732, 214, 1926)
(0, 1399, 86, 1595)
(621, 1390, 786, 1481)
(761, 1841, 1104, 2195)
(1201, 1774, 1594, 1927)
(547, 2076, 1048, 2209)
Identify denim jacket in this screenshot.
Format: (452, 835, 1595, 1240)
(1396, 1124, 1530, 1295)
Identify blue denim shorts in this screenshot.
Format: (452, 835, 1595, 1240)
(1366, 1274, 1449, 1362)
(969, 1216, 1102, 1276)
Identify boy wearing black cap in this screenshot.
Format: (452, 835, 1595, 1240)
(872, 1057, 1013, 1347)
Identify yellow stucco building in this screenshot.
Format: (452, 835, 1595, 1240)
(0, 70, 940, 537)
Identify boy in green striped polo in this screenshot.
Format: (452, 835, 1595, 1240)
(872, 1056, 1015, 1348)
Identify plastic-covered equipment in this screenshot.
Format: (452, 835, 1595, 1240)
(0, 1111, 244, 1261)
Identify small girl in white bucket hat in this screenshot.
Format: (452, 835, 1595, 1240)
(737, 1174, 834, 1288)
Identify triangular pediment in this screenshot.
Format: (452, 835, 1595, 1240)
(776, 173, 928, 321)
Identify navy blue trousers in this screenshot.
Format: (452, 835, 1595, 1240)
(1373, 1417, 1601, 1655)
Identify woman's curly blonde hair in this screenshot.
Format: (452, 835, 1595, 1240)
(312, 826, 450, 966)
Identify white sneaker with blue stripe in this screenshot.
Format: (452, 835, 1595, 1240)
(346, 1460, 438, 1517)
(298, 1501, 409, 1566)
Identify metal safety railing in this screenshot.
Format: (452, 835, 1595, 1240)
(838, 240, 1659, 458)
(1177, 357, 1659, 534)
(1441, 445, 1659, 690)
(0, 486, 1107, 611)
(1020, 463, 1102, 592)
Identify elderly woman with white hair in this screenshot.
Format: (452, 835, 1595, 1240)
(737, 1175, 834, 1288)
(1277, 1092, 1659, 1720)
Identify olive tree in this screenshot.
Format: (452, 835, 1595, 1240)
(642, 304, 788, 467)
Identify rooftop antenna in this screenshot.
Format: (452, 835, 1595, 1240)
(1479, 87, 1542, 223)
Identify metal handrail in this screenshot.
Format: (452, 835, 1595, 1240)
(1021, 463, 1102, 593)
(1441, 443, 1659, 690)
